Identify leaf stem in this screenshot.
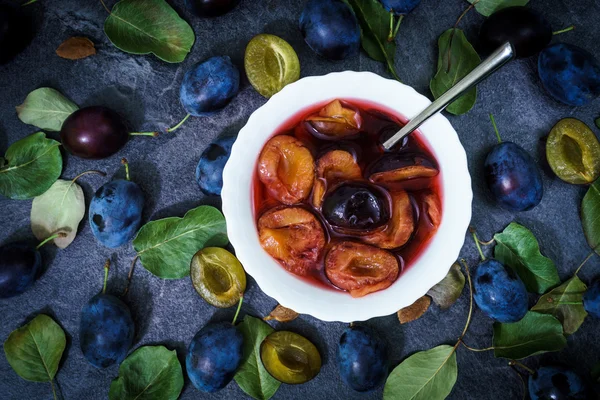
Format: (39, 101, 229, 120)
(454, 2, 475, 29)
(36, 233, 66, 249)
(21, 0, 39, 6)
(50, 379, 57, 400)
(99, 0, 111, 14)
(458, 259, 474, 340)
(122, 256, 138, 297)
(121, 158, 130, 181)
(490, 114, 502, 143)
(553, 25, 575, 35)
(469, 228, 486, 261)
(387, 12, 394, 42)
(232, 294, 244, 325)
(574, 251, 596, 276)
(388, 15, 404, 42)
(459, 340, 494, 352)
(167, 114, 191, 133)
(509, 360, 535, 375)
(129, 131, 158, 137)
(102, 259, 110, 294)
(71, 170, 106, 183)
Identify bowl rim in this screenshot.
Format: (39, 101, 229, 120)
(222, 71, 472, 322)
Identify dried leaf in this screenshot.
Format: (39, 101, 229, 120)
(56, 37, 96, 60)
(264, 305, 299, 322)
(397, 296, 430, 324)
(427, 263, 465, 309)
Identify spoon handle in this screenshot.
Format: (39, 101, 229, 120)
(382, 42, 515, 151)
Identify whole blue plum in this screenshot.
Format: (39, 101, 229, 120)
(583, 279, 600, 318)
(299, 0, 360, 61)
(0, 241, 41, 299)
(186, 321, 243, 392)
(196, 135, 236, 196)
(529, 366, 589, 400)
(484, 142, 543, 212)
(379, 0, 421, 15)
(473, 259, 528, 323)
(337, 325, 389, 392)
(89, 179, 144, 248)
(80, 293, 134, 368)
(180, 56, 240, 116)
(538, 43, 600, 106)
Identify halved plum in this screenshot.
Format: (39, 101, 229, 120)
(325, 241, 399, 297)
(305, 100, 362, 139)
(258, 135, 315, 205)
(258, 206, 326, 276)
(369, 153, 438, 190)
(363, 190, 414, 249)
(423, 192, 441, 227)
(312, 150, 362, 208)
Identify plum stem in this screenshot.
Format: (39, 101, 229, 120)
(167, 114, 191, 133)
(102, 259, 110, 294)
(489, 114, 502, 143)
(129, 131, 158, 137)
(458, 259, 473, 340)
(121, 158, 130, 181)
(469, 228, 486, 261)
(553, 25, 575, 35)
(509, 360, 535, 375)
(36, 233, 66, 249)
(574, 251, 597, 276)
(21, 0, 38, 6)
(50, 379, 57, 400)
(232, 295, 244, 325)
(122, 256, 138, 297)
(388, 14, 404, 42)
(71, 170, 106, 184)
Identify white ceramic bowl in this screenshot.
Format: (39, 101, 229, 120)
(222, 71, 472, 322)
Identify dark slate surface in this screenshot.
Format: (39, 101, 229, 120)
(1, 0, 600, 399)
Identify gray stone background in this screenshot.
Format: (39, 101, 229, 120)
(1, 0, 600, 398)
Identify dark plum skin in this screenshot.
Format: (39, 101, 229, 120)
(89, 180, 144, 248)
(529, 366, 590, 400)
(196, 135, 235, 196)
(60, 106, 129, 159)
(0, 3, 34, 64)
(479, 7, 552, 58)
(80, 293, 134, 368)
(473, 259, 528, 323)
(337, 325, 389, 392)
(583, 279, 600, 318)
(0, 242, 41, 299)
(379, 0, 421, 15)
(484, 142, 543, 212)
(186, 322, 243, 393)
(180, 56, 240, 117)
(538, 43, 600, 106)
(185, 0, 240, 17)
(322, 183, 390, 231)
(299, 0, 360, 61)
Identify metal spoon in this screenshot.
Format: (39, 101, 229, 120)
(382, 42, 515, 151)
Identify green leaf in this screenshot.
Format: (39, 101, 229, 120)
(427, 263, 465, 309)
(104, 0, 195, 63)
(346, 0, 401, 80)
(3, 314, 66, 382)
(430, 29, 480, 115)
(494, 222, 560, 294)
(133, 205, 228, 279)
(492, 312, 567, 360)
(383, 345, 457, 400)
(531, 276, 588, 335)
(109, 346, 183, 400)
(0, 132, 62, 200)
(467, 0, 529, 17)
(31, 179, 85, 249)
(16, 88, 78, 132)
(234, 316, 281, 400)
(581, 180, 600, 255)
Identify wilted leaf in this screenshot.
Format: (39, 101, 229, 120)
(16, 87, 79, 132)
(494, 222, 560, 294)
(384, 345, 457, 400)
(234, 316, 281, 400)
(531, 276, 587, 335)
(133, 205, 228, 279)
(430, 29, 480, 115)
(397, 296, 431, 324)
(104, 0, 195, 63)
(427, 263, 465, 309)
(492, 312, 566, 360)
(467, 0, 529, 16)
(0, 132, 62, 200)
(56, 37, 96, 60)
(581, 180, 600, 255)
(109, 346, 183, 400)
(264, 305, 299, 323)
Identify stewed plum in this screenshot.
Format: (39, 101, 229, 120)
(363, 190, 414, 249)
(305, 100, 362, 139)
(369, 153, 438, 190)
(313, 150, 362, 208)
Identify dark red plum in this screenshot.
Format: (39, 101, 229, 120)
(60, 106, 129, 159)
(196, 135, 235, 196)
(337, 325, 389, 392)
(299, 0, 360, 61)
(473, 259, 528, 323)
(529, 366, 590, 400)
(480, 7, 552, 58)
(484, 142, 543, 212)
(0, 3, 34, 65)
(379, 0, 421, 15)
(0, 242, 41, 299)
(583, 279, 600, 318)
(186, 322, 243, 392)
(538, 43, 600, 106)
(180, 56, 240, 117)
(322, 183, 390, 231)
(185, 0, 240, 17)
